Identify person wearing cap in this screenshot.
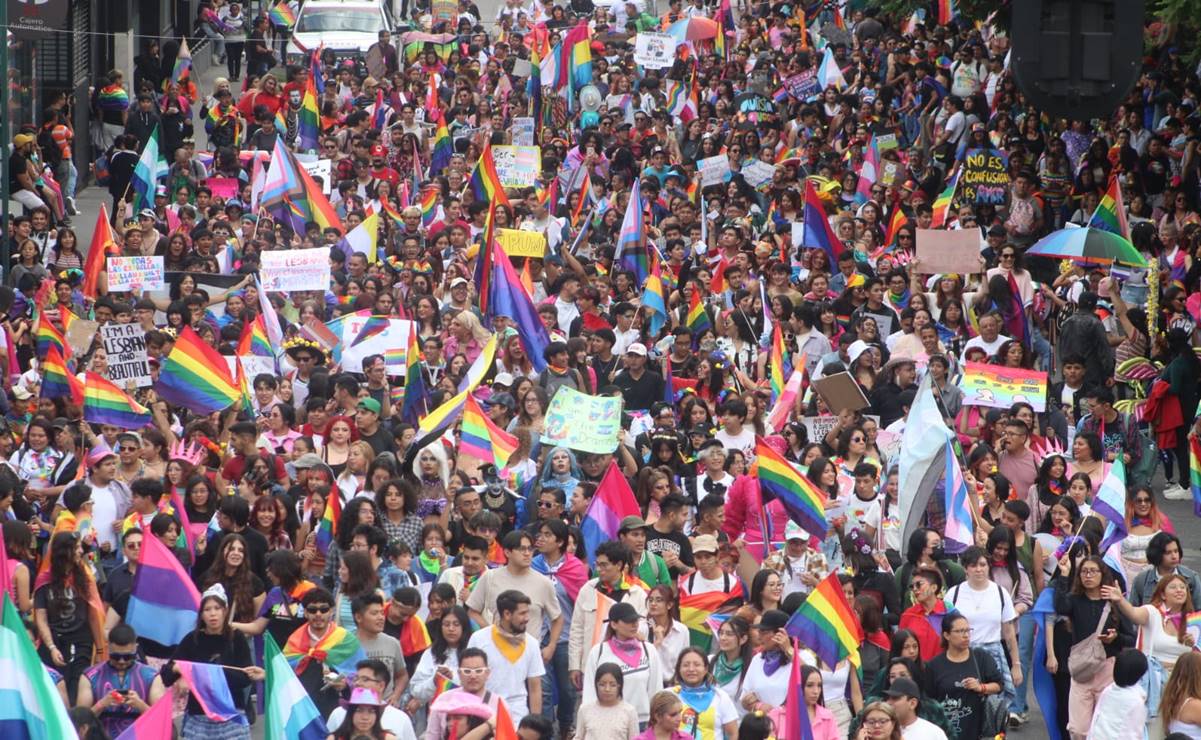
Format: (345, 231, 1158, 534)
(79, 441, 133, 560)
(883, 677, 948, 740)
(613, 342, 665, 412)
(162, 583, 263, 734)
(568, 540, 650, 681)
(355, 397, 392, 457)
(580, 599, 664, 726)
(618, 515, 672, 590)
(9, 133, 50, 214)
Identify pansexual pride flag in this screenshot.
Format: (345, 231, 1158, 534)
(580, 461, 642, 564)
(460, 394, 518, 468)
(155, 325, 241, 415)
(785, 572, 864, 669)
(126, 531, 201, 645)
(83, 372, 151, 430)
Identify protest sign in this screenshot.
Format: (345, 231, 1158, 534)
(299, 158, 333, 194)
(492, 145, 540, 187)
(106, 256, 165, 291)
(207, 177, 240, 200)
(66, 317, 100, 356)
(512, 117, 536, 146)
(511, 59, 532, 78)
(540, 387, 624, 454)
(260, 247, 331, 292)
(791, 222, 804, 248)
(800, 415, 840, 445)
(961, 148, 1010, 204)
(880, 160, 901, 187)
(915, 229, 983, 276)
(432, 0, 456, 20)
(634, 32, 675, 69)
(811, 372, 870, 413)
(740, 160, 776, 188)
(876, 134, 899, 152)
(497, 229, 547, 258)
(338, 316, 413, 374)
(699, 155, 731, 187)
(101, 323, 152, 388)
(958, 361, 1048, 412)
(863, 310, 894, 337)
(784, 70, 821, 100)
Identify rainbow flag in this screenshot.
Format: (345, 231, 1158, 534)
(40, 345, 82, 403)
(400, 326, 428, 425)
(802, 179, 843, 261)
(679, 580, 744, 647)
(398, 615, 432, 657)
(235, 356, 254, 418)
(467, 143, 510, 206)
(429, 111, 452, 176)
(756, 439, 826, 540)
(1187, 610, 1201, 633)
(938, 0, 957, 24)
(126, 531, 201, 645)
(83, 372, 151, 429)
(883, 208, 910, 247)
(154, 325, 241, 415)
(433, 674, 458, 699)
(686, 289, 711, 335)
(171, 38, 192, 85)
(1190, 435, 1201, 518)
(1088, 174, 1130, 239)
(35, 316, 67, 361)
(460, 394, 518, 468)
(581, 461, 642, 564)
(263, 634, 328, 740)
(420, 185, 441, 228)
(930, 170, 960, 228)
(785, 572, 864, 668)
(615, 177, 649, 282)
(295, 154, 344, 232)
(237, 315, 274, 358)
(274, 107, 287, 134)
(769, 324, 786, 402)
(298, 74, 320, 152)
(314, 490, 341, 556)
(283, 623, 365, 676)
(268, 0, 296, 27)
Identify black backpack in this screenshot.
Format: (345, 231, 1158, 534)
(37, 123, 62, 168)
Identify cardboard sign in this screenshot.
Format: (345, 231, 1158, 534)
(784, 70, 821, 100)
(811, 371, 870, 413)
(862, 311, 894, 338)
(958, 361, 1048, 412)
(492, 145, 541, 188)
(961, 148, 1010, 205)
(511, 59, 532, 78)
(698, 155, 731, 187)
(106, 256, 165, 292)
(100, 323, 152, 388)
(634, 32, 675, 69)
(206, 177, 240, 200)
(299, 158, 333, 194)
(260, 247, 331, 292)
(540, 386, 624, 454)
(740, 160, 776, 188)
(915, 229, 984, 276)
(512, 117, 536, 146)
(66, 317, 101, 356)
(497, 228, 547, 258)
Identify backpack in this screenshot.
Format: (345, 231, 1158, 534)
(37, 123, 62, 168)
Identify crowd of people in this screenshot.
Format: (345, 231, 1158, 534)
(6, 0, 1201, 739)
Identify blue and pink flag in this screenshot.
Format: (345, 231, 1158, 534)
(174, 661, 248, 725)
(125, 530, 201, 646)
(615, 178, 649, 283)
(115, 693, 174, 740)
(581, 461, 642, 565)
(943, 440, 974, 553)
(802, 179, 843, 261)
(1091, 458, 1127, 552)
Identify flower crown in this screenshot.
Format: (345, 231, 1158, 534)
(847, 527, 873, 556)
(282, 337, 324, 357)
(169, 439, 206, 466)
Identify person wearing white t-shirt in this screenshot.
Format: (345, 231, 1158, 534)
(884, 678, 948, 740)
(714, 399, 756, 461)
(959, 313, 1010, 363)
(465, 589, 546, 725)
(945, 548, 1021, 705)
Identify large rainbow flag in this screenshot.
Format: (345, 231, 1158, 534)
(679, 578, 744, 648)
(83, 372, 151, 429)
(40, 345, 82, 403)
(785, 572, 863, 668)
(467, 143, 510, 206)
(154, 325, 241, 415)
(756, 439, 827, 540)
(460, 394, 518, 468)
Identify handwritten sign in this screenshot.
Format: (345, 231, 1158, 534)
(101, 323, 152, 388)
(961, 148, 1010, 205)
(207, 177, 240, 200)
(740, 160, 776, 188)
(634, 32, 675, 69)
(698, 155, 731, 187)
(299, 158, 333, 194)
(540, 387, 624, 454)
(958, 361, 1048, 412)
(497, 228, 547, 258)
(260, 247, 331, 292)
(106, 256, 165, 291)
(915, 229, 982, 276)
(492, 145, 540, 188)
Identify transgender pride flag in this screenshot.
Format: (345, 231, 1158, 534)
(581, 461, 642, 566)
(943, 440, 974, 553)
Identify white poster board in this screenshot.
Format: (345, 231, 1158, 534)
(512, 117, 536, 146)
(492, 145, 540, 188)
(338, 316, 414, 374)
(299, 158, 333, 194)
(698, 155, 731, 187)
(740, 160, 775, 188)
(634, 32, 675, 69)
(101, 323, 152, 388)
(260, 247, 331, 292)
(106, 256, 165, 291)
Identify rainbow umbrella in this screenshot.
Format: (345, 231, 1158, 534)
(1025, 226, 1146, 267)
(666, 16, 719, 42)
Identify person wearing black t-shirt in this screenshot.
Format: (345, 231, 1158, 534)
(644, 493, 694, 579)
(924, 613, 1004, 740)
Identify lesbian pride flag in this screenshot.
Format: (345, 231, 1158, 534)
(125, 530, 201, 646)
(580, 461, 641, 565)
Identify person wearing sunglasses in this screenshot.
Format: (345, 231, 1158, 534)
(76, 623, 166, 738)
(285, 586, 364, 717)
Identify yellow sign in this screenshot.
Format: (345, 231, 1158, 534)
(497, 228, 547, 258)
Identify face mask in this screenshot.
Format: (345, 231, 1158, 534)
(930, 545, 947, 561)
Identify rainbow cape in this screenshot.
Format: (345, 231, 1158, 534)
(785, 572, 864, 668)
(679, 578, 744, 647)
(398, 615, 432, 657)
(283, 623, 366, 676)
(154, 325, 241, 415)
(83, 372, 151, 429)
